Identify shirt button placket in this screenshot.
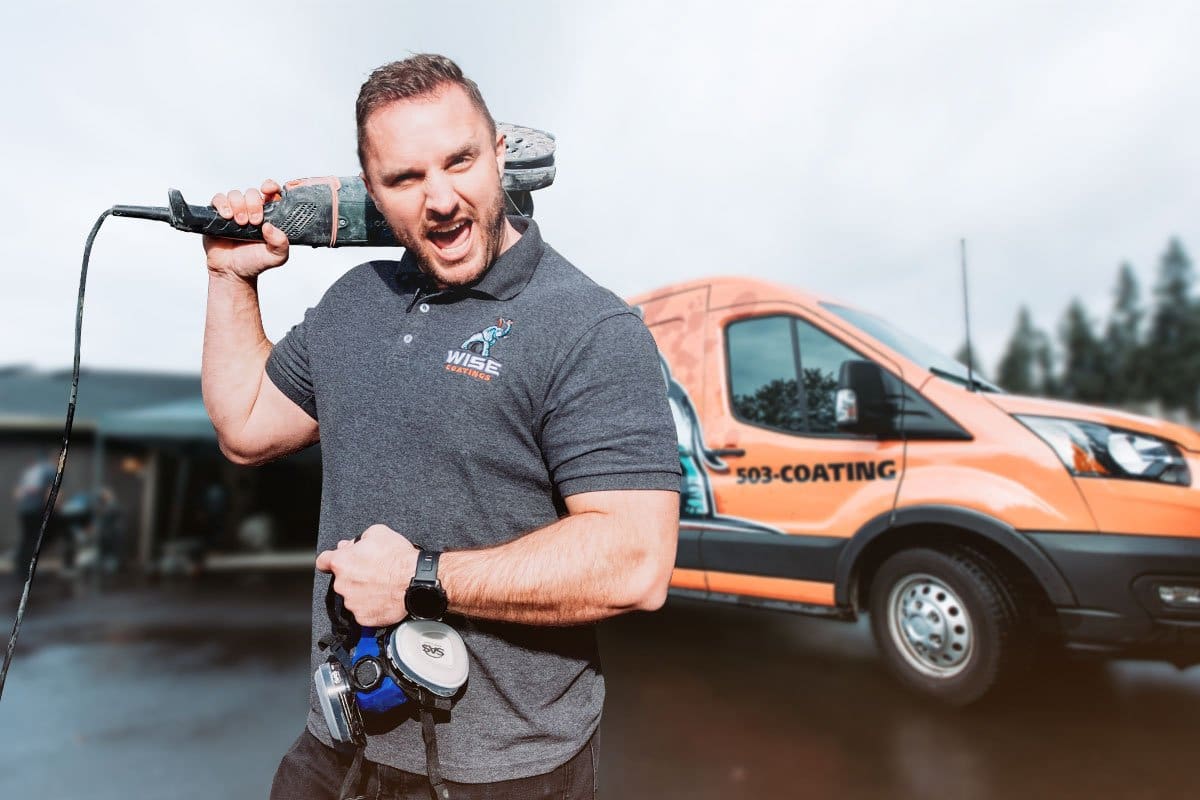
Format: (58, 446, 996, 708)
(404, 297, 431, 347)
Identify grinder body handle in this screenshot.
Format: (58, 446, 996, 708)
(168, 179, 340, 247)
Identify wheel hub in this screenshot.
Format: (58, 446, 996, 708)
(887, 573, 973, 678)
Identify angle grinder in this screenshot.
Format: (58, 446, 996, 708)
(109, 122, 555, 246)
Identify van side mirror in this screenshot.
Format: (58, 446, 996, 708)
(836, 360, 895, 435)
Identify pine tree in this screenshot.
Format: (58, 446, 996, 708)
(1102, 263, 1145, 404)
(1145, 238, 1200, 413)
(996, 307, 1040, 394)
(1059, 299, 1106, 402)
(1034, 328, 1060, 397)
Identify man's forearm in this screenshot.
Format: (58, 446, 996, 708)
(201, 273, 272, 448)
(436, 493, 678, 626)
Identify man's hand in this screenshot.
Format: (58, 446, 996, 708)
(315, 524, 420, 627)
(204, 179, 290, 281)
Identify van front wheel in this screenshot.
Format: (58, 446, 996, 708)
(869, 547, 1021, 706)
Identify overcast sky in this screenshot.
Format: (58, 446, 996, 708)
(4, 1, 1198, 377)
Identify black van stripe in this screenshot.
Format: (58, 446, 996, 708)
(674, 528, 844, 582)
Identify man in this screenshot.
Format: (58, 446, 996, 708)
(201, 54, 680, 799)
(12, 450, 57, 581)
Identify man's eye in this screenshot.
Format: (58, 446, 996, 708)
(450, 156, 473, 171)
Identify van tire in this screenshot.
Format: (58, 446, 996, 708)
(868, 547, 1022, 706)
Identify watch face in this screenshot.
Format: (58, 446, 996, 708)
(405, 584, 448, 621)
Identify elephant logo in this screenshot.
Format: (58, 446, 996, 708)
(462, 318, 514, 358)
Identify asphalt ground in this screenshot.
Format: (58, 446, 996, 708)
(1, 573, 1198, 799)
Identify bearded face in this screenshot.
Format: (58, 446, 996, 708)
(360, 85, 516, 288)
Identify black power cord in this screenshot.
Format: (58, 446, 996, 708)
(0, 208, 112, 699)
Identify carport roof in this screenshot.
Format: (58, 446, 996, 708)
(98, 396, 216, 441)
(0, 366, 201, 432)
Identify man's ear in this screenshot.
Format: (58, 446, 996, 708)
(360, 171, 374, 201)
(495, 130, 507, 180)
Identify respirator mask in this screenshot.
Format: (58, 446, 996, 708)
(316, 550, 467, 800)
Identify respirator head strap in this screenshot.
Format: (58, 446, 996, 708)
(421, 707, 449, 800)
(324, 575, 359, 647)
(337, 746, 370, 800)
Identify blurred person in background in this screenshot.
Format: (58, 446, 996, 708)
(11, 450, 57, 581)
(93, 487, 124, 575)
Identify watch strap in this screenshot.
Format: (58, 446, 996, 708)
(413, 550, 441, 586)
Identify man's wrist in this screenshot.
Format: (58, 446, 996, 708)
(390, 546, 420, 612)
(207, 269, 259, 290)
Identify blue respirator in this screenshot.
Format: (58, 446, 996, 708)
(315, 620, 469, 747)
(315, 573, 468, 749)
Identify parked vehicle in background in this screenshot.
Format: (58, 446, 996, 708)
(633, 276, 1200, 705)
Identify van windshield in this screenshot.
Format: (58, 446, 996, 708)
(820, 302, 1001, 392)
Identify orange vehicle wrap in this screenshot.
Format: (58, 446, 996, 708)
(632, 276, 1200, 613)
(984, 394, 1200, 538)
(706, 574, 836, 605)
(669, 568, 708, 592)
(701, 300, 904, 539)
(897, 377, 1100, 532)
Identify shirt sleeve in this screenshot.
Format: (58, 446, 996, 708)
(539, 311, 682, 497)
(265, 307, 319, 420)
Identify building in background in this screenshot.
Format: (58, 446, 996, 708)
(0, 366, 319, 573)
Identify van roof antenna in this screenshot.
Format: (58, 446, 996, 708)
(961, 238, 976, 392)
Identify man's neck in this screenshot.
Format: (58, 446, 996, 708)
(496, 218, 522, 257)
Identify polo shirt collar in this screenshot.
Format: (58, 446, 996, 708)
(403, 215, 543, 305)
(469, 216, 543, 300)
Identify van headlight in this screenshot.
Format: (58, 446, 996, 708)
(1016, 416, 1191, 487)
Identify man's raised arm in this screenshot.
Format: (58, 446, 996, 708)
(201, 180, 319, 466)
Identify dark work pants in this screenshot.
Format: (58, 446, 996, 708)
(269, 728, 599, 800)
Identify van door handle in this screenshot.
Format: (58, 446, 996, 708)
(709, 447, 745, 458)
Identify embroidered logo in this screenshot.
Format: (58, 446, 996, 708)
(461, 318, 513, 358)
(445, 318, 514, 382)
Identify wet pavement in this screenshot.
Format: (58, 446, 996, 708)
(1, 573, 1198, 799)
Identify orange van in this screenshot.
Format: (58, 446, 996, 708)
(632, 276, 1200, 705)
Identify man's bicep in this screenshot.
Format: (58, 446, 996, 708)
(220, 306, 321, 464)
(564, 489, 678, 529)
(226, 371, 319, 464)
(564, 489, 678, 561)
(565, 489, 679, 606)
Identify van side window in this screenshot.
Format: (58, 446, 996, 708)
(727, 315, 862, 435)
(795, 320, 861, 433)
(728, 316, 806, 433)
(727, 314, 972, 440)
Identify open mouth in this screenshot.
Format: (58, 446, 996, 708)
(427, 220, 473, 258)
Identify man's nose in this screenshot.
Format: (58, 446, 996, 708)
(424, 173, 458, 218)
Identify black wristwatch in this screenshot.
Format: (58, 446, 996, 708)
(404, 550, 449, 621)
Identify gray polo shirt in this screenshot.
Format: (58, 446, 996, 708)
(265, 216, 680, 782)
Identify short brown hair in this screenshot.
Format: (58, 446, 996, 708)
(356, 54, 496, 168)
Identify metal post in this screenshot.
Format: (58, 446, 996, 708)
(138, 450, 159, 570)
